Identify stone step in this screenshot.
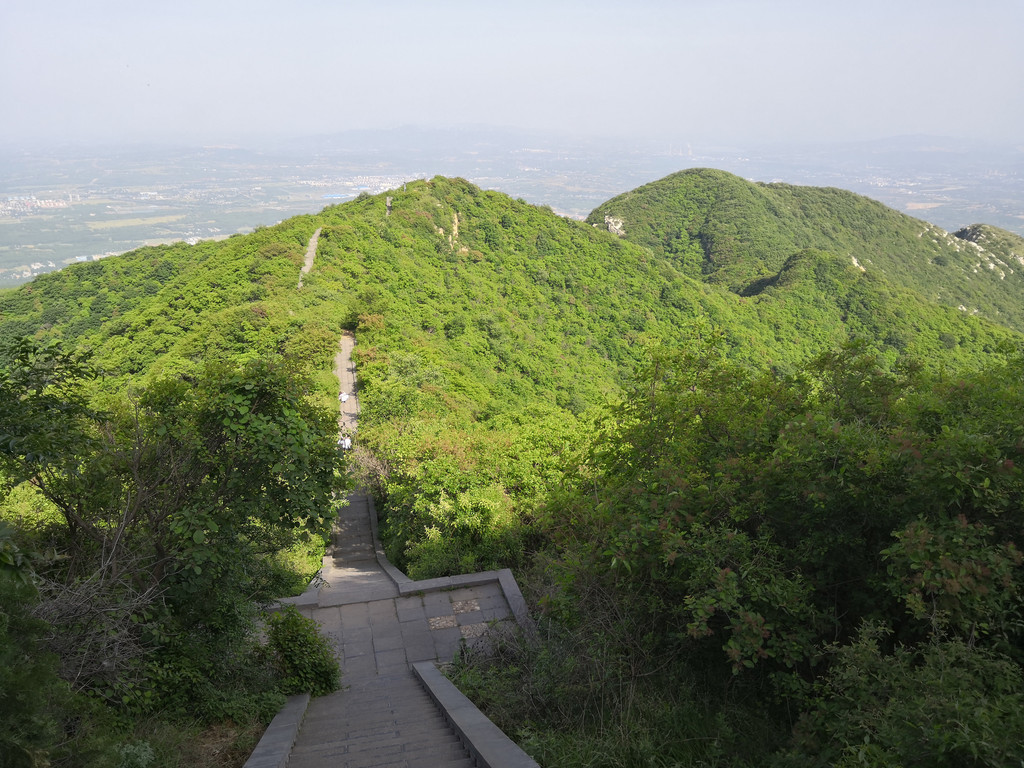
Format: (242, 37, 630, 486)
(290, 732, 465, 758)
(279, 489, 489, 768)
(291, 734, 465, 755)
(293, 754, 474, 768)
(291, 755, 474, 768)
(296, 712, 458, 738)
(331, 548, 376, 560)
(289, 726, 473, 767)
(298, 695, 446, 730)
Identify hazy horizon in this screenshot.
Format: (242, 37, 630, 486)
(3, 0, 1022, 151)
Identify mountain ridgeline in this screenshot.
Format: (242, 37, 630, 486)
(4, 171, 1021, 383)
(589, 167, 1024, 333)
(3, 170, 1024, 766)
(3, 172, 1020, 572)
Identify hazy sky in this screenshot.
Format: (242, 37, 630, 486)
(2, 0, 1022, 149)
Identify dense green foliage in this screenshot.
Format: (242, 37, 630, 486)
(0, 214, 345, 764)
(0, 341, 343, 747)
(589, 168, 1024, 333)
(2, 171, 1024, 765)
(294, 177, 1020, 578)
(266, 606, 341, 697)
(454, 336, 1024, 766)
(0, 557, 65, 766)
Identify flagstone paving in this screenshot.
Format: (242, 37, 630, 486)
(279, 490, 515, 768)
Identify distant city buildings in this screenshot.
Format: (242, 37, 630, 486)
(0, 259, 59, 281)
(1, 195, 70, 216)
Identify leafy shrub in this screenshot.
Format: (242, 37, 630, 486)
(116, 740, 155, 768)
(883, 515, 1023, 640)
(403, 485, 526, 580)
(265, 606, 340, 696)
(0, 570, 63, 766)
(0, 561, 128, 768)
(450, 589, 781, 768)
(784, 624, 1024, 768)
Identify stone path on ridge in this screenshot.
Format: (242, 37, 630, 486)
(275, 332, 519, 768)
(297, 227, 321, 288)
(285, 490, 514, 767)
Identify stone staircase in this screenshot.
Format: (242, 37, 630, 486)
(289, 672, 474, 768)
(245, 491, 537, 768)
(244, 326, 536, 768)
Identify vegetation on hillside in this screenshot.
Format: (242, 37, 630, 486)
(1, 172, 1023, 766)
(455, 334, 1023, 765)
(589, 168, 1024, 333)
(0, 215, 344, 764)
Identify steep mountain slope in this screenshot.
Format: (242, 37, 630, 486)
(0, 177, 1020, 547)
(588, 168, 1024, 333)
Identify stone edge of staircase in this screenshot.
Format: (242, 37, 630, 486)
(367, 494, 535, 633)
(370, 492, 540, 767)
(413, 661, 540, 768)
(242, 693, 310, 768)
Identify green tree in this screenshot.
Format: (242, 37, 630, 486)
(0, 529, 65, 766)
(0, 339, 344, 717)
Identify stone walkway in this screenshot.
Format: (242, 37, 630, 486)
(297, 228, 321, 289)
(278, 491, 516, 768)
(335, 332, 359, 438)
(245, 329, 535, 768)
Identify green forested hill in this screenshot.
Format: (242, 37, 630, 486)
(3, 175, 1019, 392)
(1, 175, 1022, 571)
(0, 215, 325, 376)
(588, 167, 1024, 333)
(2, 173, 1024, 767)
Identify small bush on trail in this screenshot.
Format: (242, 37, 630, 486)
(265, 606, 340, 696)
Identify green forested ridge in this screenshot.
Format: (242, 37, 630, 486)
(953, 222, 1024, 272)
(0, 216, 324, 377)
(588, 167, 1024, 333)
(1, 172, 1023, 766)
